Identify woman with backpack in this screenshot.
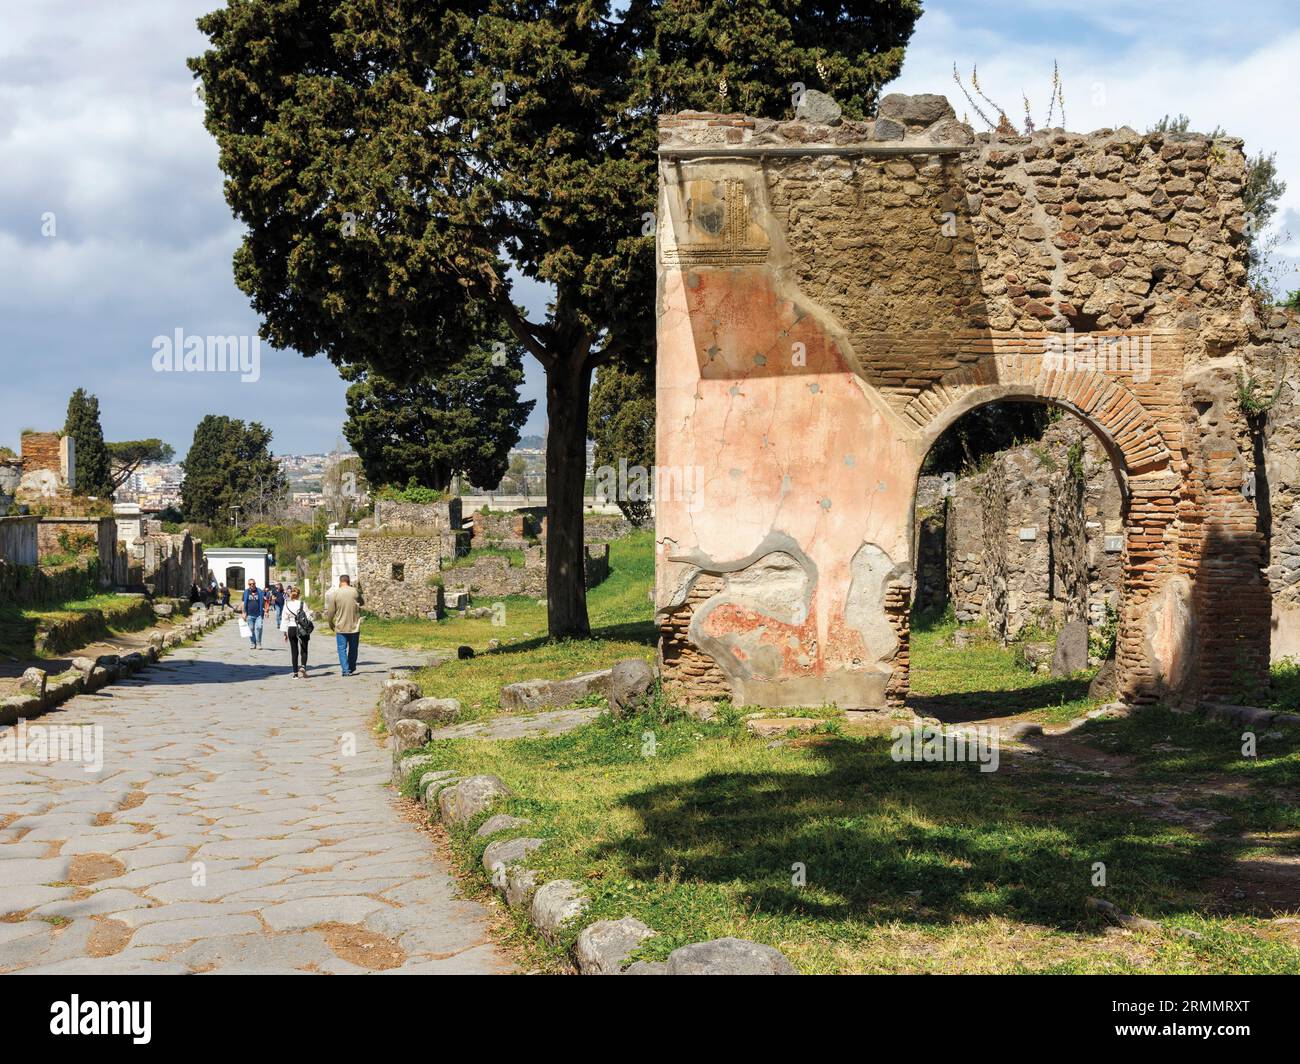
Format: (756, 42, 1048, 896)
(280, 586, 314, 678)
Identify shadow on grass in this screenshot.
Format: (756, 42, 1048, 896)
(596, 732, 1225, 929)
(907, 677, 1093, 723)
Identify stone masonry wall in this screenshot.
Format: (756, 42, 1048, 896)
(656, 93, 1268, 709)
(922, 418, 1124, 635)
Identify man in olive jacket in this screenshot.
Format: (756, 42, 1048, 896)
(324, 574, 362, 676)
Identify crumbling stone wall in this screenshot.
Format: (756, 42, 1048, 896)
(656, 94, 1269, 709)
(471, 508, 541, 549)
(443, 543, 610, 600)
(356, 499, 465, 618)
(357, 530, 447, 618)
(918, 419, 1124, 635)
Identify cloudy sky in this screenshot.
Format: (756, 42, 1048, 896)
(1, 0, 1296, 457)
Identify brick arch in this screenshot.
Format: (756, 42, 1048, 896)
(901, 354, 1171, 477)
(898, 355, 1184, 708)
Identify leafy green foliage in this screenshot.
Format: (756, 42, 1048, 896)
(179, 415, 287, 528)
(588, 363, 654, 526)
(343, 338, 532, 493)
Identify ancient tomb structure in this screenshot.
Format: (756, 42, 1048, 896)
(655, 93, 1274, 709)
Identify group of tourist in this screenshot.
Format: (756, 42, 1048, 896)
(238, 574, 362, 679)
(188, 577, 231, 608)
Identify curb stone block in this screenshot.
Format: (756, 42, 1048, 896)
(474, 814, 531, 838)
(529, 880, 589, 944)
(664, 937, 797, 975)
(505, 867, 539, 908)
(575, 918, 656, 975)
(438, 775, 512, 825)
(482, 837, 545, 877)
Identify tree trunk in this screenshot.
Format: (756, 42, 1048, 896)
(544, 355, 593, 639)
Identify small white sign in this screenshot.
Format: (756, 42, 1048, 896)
(1104, 535, 1124, 553)
(1018, 527, 1038, 541)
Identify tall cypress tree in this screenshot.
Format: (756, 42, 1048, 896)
(64, 388, 112, 496)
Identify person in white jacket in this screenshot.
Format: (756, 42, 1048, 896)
(280, 587, 314, 679)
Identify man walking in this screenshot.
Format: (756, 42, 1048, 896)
(242, 577, 266, 650)
(323, 573, 362, 676)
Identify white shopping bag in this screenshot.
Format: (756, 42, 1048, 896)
(238, 618, 251, 639)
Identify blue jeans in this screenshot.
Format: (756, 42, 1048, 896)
(247, 614, 264, 647)
(335, 631, 359, 675)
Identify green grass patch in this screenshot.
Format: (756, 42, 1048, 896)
(366, 530, 656, 720)
(408, 706, 1300, 974)
(909, 614, 1102, 725)
(0, 594, 158, 660)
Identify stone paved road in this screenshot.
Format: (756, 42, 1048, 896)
(0, 620, 512, 974)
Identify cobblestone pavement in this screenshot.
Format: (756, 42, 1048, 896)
(0, 621, 512, 974)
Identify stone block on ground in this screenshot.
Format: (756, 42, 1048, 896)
(482, 837, 545, 877)
(504, 866, 539, 908)
(437, 775, 512, 825)
(474, 814, 532, 838)
(665, 937, 797, 975)
(392, 718, 431, 750)
(19, 668, 47, 698)
(1088, 658, 1118, 699)
(608, 659, 656, 718)
(500, 669, 612, 713)
(575, 918, 656, 975)
(401, 697, 461, 725)
(529, 880, 589, 944)
(1051, 620, 1089, 677)
(380, 679, 420, 726)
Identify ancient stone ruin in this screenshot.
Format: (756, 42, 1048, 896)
(655, 92, 1289, 710)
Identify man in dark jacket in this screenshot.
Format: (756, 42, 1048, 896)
(241, 578, 266, 649)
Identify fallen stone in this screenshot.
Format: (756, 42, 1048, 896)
(574, 917, 656, 975)
(71, 656, 95, 674)
(529, 880, 589, 944)
(475, 814, 532, 838)
(437, 775, 512, 825)
(500, 669, 611, 713)
(665, 937, 797, 975)
(608, 659, 656, 718)
(152, 603, 174, 617)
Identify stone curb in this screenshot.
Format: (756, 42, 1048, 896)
(0, 604, 234, 726)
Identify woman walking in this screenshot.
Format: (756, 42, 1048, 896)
(280, 586, 314, 678)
